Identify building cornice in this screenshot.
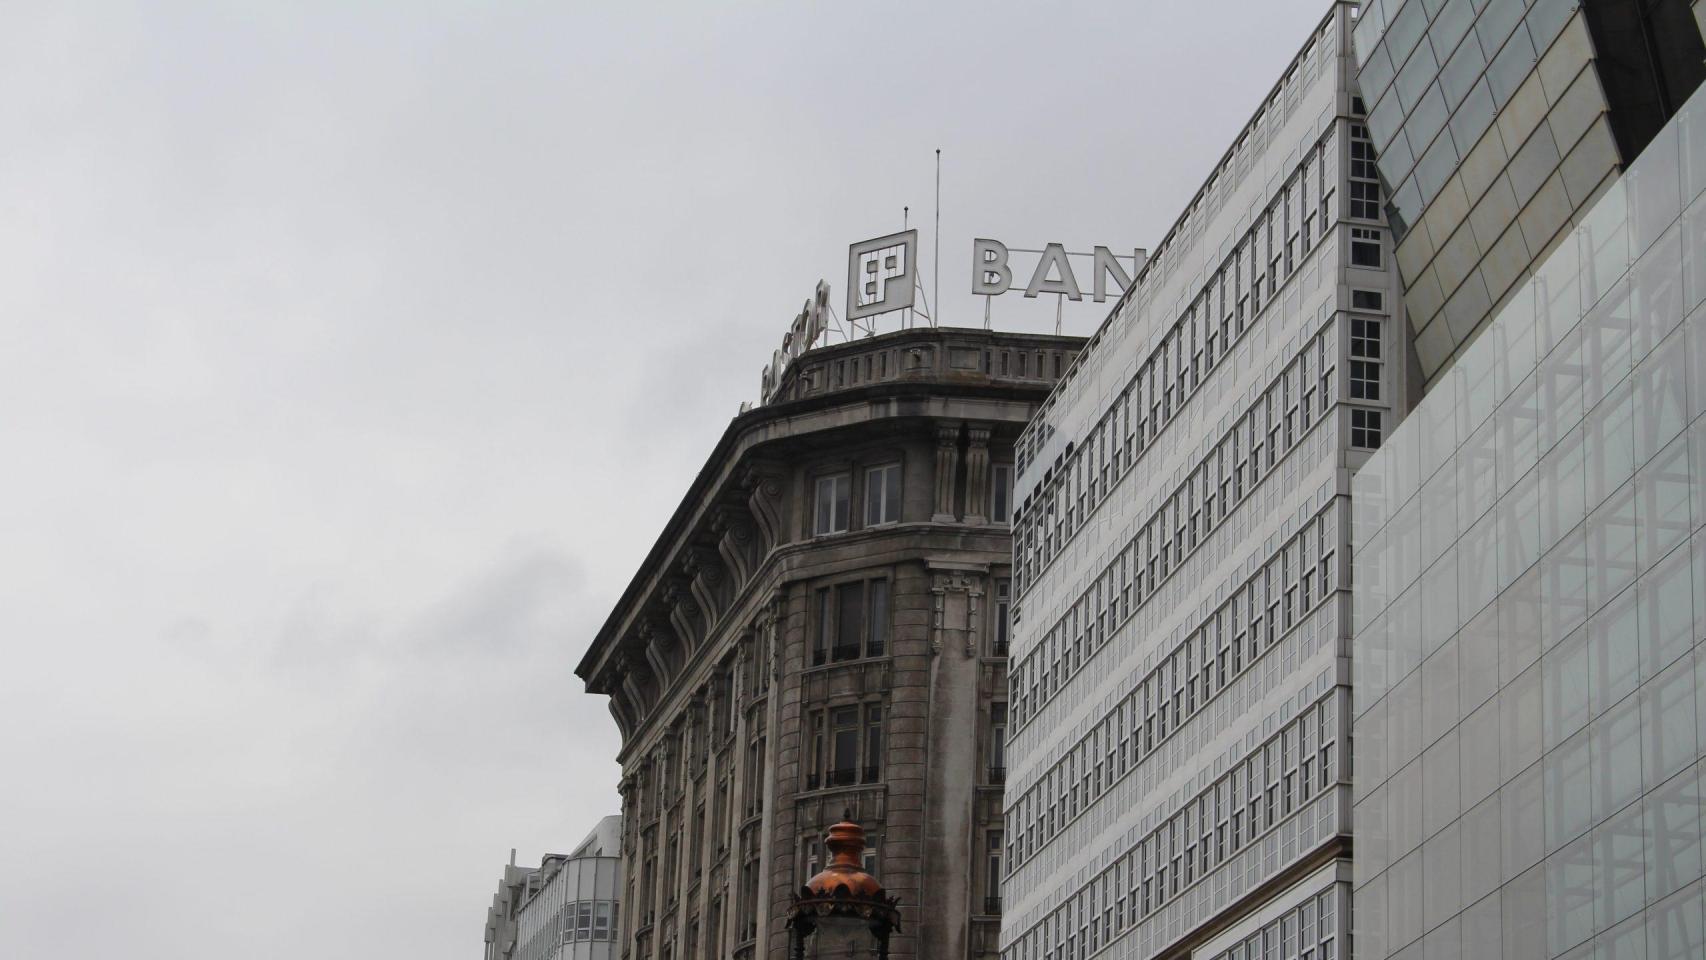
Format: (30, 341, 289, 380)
(574, 328, 1079, 690)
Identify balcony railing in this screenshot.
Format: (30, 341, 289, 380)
(992, 641, 1010, 657)
(806, 773, 820, 790)
(985, 896, 1003, 915)
(828, 768, 859, 787)
(987, 766, 1006, 784)
(862, 765, 880, 783)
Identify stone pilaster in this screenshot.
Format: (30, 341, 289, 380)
(932, 423, 961, 522)
(963, 424, 992, 524)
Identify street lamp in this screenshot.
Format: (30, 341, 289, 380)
(785, 813, 901, 960)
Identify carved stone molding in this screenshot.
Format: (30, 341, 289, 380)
(966, 581, 985, 658)
(926, 562, 989, 659)
(757, 592, 785, 681)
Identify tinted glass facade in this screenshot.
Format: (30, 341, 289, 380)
(1351, 80, 1706, 960)
(1353, 0, 1620, 381)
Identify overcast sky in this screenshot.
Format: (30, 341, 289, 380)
(0, 2, 1330, 957)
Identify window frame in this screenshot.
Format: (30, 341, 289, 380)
(813, 472, 852, 536)
(863, 462, 902, 527)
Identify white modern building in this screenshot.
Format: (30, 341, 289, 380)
(489, 816, 623, 960)
(1000, 5, 1412, 960)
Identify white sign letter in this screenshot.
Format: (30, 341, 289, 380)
(973, 238, 1012, 296)
(1092, 247, 1134, 302)
(1024, 242, 1083, 300)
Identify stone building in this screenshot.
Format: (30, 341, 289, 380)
(575, 327, 1082, 960)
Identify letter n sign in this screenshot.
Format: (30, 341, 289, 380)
(847, 229, 918, 321)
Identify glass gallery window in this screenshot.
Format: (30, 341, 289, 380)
(812, 578, 890, 664)
(806, 703, 884, 788)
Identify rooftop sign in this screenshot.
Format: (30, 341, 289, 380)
(846, 229, 918, 321)
(973, 240, 1146, 303)
(758, 280, 831, 406)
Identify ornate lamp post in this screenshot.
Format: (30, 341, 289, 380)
(785, 813, 901, 960)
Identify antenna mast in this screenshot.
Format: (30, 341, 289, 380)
(934, 149, 941, 329)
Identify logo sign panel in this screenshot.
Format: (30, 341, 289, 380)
(846, 229, 918, 321)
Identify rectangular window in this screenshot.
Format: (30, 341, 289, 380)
(1349, 227, 1382, 268)
(816, 579, 888, 663)
(994, 579, 1012, 656)
(1349, 318, 1383, 400)
(815, 473, 851, 535)
(864, 463, 901, 526)
(814, 588, 832, 665)
(990, 702, 1009, 781)
(992, 463, 1013, 523)
(867, 579, 889, 657)
(835, 582, 865, 661)
(1350, 408, 1383, 449)
(831, 707, 860, 785)
(987, 832, 1004, 911)
(1348, 123, 1381, 220)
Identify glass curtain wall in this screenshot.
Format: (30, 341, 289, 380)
(1352, 81, 1706, 960)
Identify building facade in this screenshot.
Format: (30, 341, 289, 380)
(513, 817, 625, 960)
(486, 817, 623, 960)
(487, 860, 543, 960)
(1351, 70, 1706, 960)
(1000, 6, 1409, 960)
(576, 328, 1082, 960)
(1350, 0, 1706, 382)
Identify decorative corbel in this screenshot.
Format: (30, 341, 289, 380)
(664, 581, 703, 653)
(711, 505, 757, 585)
(741, 464, 786, 554)
(684, 547, 729, 626)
